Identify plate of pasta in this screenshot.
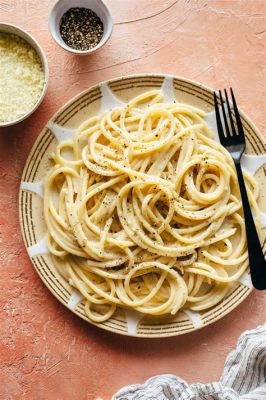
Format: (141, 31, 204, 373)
(19, 74, 266, 337)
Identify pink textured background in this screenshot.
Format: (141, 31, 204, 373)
(0, 1, 265, 399)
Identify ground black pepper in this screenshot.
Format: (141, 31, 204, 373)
(60, 8, 104, 51)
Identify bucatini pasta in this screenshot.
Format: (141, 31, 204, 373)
(44, 90, 260, 322)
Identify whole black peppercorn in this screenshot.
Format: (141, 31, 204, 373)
(60, 7, 104, 51)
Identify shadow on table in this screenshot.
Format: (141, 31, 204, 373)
(62, 289, 259, 359)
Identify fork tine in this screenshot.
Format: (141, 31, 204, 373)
(225, 89, 236, 136)
(219, 90, 230, 137)
(230, 88, 245, 137)
(213, 92, 225, 145)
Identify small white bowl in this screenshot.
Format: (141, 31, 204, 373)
(0, 23, 49, 128)
(49, 0, 113, 55)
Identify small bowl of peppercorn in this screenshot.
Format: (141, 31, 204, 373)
(49, 0, 113, 55)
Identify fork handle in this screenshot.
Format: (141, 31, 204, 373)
(234, 162, 266, 290)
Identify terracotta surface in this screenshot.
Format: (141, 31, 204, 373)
(0, 1, 265, 399)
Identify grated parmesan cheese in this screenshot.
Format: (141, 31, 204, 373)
(0, 32, 45, 123)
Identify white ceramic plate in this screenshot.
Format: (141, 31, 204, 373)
(19, 74, 266, 337)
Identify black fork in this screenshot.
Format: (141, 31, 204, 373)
(214, 89, 266, 290)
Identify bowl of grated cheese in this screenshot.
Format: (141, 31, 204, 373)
(0, 23, 49, 127)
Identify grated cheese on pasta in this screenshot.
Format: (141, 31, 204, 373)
(0, 32, 45, 123)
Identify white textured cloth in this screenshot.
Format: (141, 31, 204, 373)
(113, 324, 266, 400)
